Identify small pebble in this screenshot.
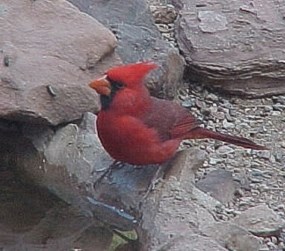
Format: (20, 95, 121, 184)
(229, 108, 237, 117)
(256, 151, 271, 160)
(206, 93, 219, 102)
(222, 119, 235, 129)
(249, 177, 263, 183)
(263, 105, 273, 112)
(258, 245, 270, 251)
(195, 99, 206, 109)
(216, 145, 234, 155)
(274, 151, 283, 162)
(272, 110, 281, 116)
(266, 241, 277, 249)
(225, 111, 235, 122)
(271, 236, 278, 244)
(273, 104, 285, 111)
(181, 98, 193, 108)
(212, 111, 225, 120)
(201, 108, 211, 116)
(209, 158, 221, 165)
(278, 241, 285, 249)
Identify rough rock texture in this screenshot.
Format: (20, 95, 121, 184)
(202, 222, 261, 251)
(196, 169, 237, 204)
(0, 113, 185, 231)
(0, 113, 112, 212)
(172, 0, 285, 97)
(0, 0, 119, 125)
(233, 204, 285, 237)
(68, 0, 186, 98)
(0, 110, 224, 250)
(138, 149, 225, 250)
(153, 235, 228, 251)
(1, 112, 282, 250)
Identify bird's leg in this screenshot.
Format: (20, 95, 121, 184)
(140, 164, 164, 203)
(93, 160, 122, 189)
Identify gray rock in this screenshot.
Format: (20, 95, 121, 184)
(206, 93, 219, 102)
(173, 0, 285, 97)
(212, 111, 225, 120)
(191, 186, 222, 211)
(69, 0, 186, 98)
(181, 98, 193, 108)
(202, 222, 261, 251)
(233, 204, 285, 237)
(225, 110, 235, 122)
(196, 170, 236, 204)
(151, 4, 178, 24)
(155, 234, 228, 251)
(0, 113, 153, 231)
(167, 148, 206, 184)
(209, 157, 223, 165)
(0, 0, 119, 125)
(222, 119, 235, 129)
(138, 148, 226, 250)
(216, 145, 235, 155)
(21, 113, 113, 207)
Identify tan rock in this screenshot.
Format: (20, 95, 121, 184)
(233, 204, 285, 237)
(0, 0, 119, 125)
(173, 0, 285, 97)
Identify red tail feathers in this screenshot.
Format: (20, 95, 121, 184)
(184, 127, 268, 150)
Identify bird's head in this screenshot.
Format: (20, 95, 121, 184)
(89, 62, 157, 111)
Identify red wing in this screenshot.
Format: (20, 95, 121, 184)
(142, 97, 201, 141)
(170, 116, 201, 139)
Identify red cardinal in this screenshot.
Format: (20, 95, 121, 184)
(89, 62, 267, 165)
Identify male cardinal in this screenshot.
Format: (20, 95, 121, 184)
(89, 62, 267, 165)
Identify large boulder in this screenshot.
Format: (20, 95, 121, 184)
(173, 0, 285, 97)
(0, 0, 119, 125)
(68, 0, 186, 98)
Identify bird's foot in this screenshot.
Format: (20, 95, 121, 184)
(140, 165, 164, 203)
(93, 160, 119, 189)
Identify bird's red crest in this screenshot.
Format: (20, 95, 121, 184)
(106, 62, 157, 87)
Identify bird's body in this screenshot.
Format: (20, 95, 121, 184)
(97, 97, 184, 165)
(90, 62, 267, 165)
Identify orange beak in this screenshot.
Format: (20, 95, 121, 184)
(89, 76, 111, 96)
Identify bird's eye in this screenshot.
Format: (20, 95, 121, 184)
(113, 82, 124, 89)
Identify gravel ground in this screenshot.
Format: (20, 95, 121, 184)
(147, 0, 285, 250)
